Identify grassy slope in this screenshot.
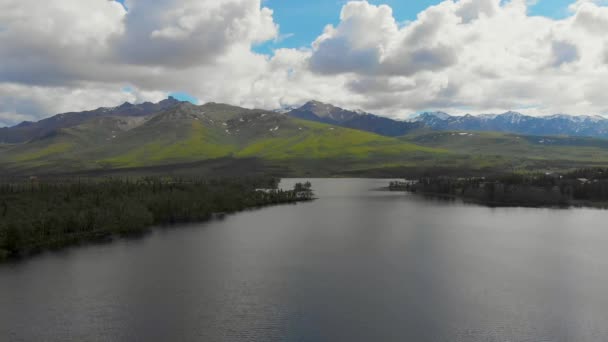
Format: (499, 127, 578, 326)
(0, 132, 84, 170)
(0, 116, 152, 172)
(237, 120, 444, 159)
(5, 103, 608, 177)
(0, 108, 449, 175)
(100, 120, 447, 169)
(101, 120, 236, 167)
(13, 142, 73, 162)
(403, 131, 608, 169)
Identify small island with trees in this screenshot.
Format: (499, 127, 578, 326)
(0, 177, 314, 262)
(390, 168, 608, 209)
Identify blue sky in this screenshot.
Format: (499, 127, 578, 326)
(528, 0, 580, 18)
(116, 0, 577, 54)
(260, 1, 443, 50)
(256, 0, 576, 53)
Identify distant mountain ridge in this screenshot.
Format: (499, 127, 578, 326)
(4, 97, 608, 176)
(287, 100, 423, 137)
(0, 98, 442, 175)
(5, 98, 608, 146)
(0, 97, 183, 143)
(411, 111, 608, 138)
(286, 101, 608, 139)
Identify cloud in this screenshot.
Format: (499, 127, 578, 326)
(303, 0, 608, 117)
(2, 0, 608, 126)
(0, 0, 126, 86)
(0, 82, 166, 126)
(0, 0, 280, 125)
(572, 1, 608, 33)
(551, 40, 580, 66)
(116, 0, 277, 67)
(308, 1, 458, 76)
(455, 0, 500, 23)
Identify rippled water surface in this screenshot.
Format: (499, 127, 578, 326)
(2, 178, 608, 341)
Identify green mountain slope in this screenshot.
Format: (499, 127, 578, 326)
(4, 101, 608, 177)
(237, 119, 442, 159)
(402, 131, 608, 168)
(0, 103, 448, 175)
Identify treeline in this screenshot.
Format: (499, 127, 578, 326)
(0, 177, 313, 262)
(391, 168, 608, 208)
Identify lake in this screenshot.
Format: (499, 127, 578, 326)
(1, 178, 608, 341)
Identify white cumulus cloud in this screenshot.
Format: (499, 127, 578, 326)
(2, 0, 608, 126)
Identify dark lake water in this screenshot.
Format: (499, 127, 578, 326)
(2, 178, 608, 341)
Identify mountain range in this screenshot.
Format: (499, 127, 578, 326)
(2, 98, 608, 177)
(286, 100, 424, 137)
(284, 101, 608, 138)
(0, 98, 442, 176)
(411, 111, 608, 138)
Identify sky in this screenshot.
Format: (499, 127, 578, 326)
(2, 0, 608, 126)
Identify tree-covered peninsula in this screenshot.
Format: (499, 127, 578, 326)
(390, 168, 608, 208)
(0, 177, 313, 262)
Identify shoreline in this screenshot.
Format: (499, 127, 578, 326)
(0, 198, 314, 265)
(387, 187, 608, 210)
(0, 178, 315, 263)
